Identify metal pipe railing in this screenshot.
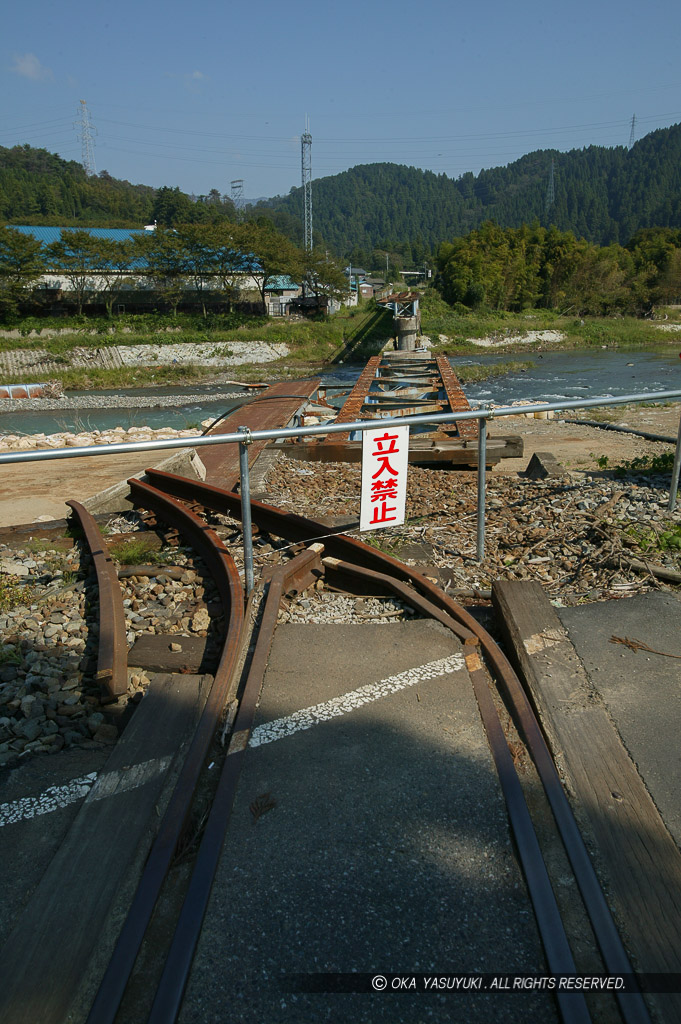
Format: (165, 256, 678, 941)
(2, 388, 680, 566)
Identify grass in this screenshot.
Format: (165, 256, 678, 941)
(455, 360, 534, 383)
(0, 575, 37, 613)
(0, 643, 21, 665)
(420, 291, 677, 354)
(108, 536, 174, 565)
(595, 452, 675, 476)
(0, 303, 393, 389)
(4, 295, 679, 394)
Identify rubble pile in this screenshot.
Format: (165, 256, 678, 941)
(264, 456, 681, 600)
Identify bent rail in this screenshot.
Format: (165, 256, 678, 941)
(86, 478, 245, 1024)
(145, 467, 650, 1024)
(65, 499, 127, 700)
(148, 544, 325, 1023)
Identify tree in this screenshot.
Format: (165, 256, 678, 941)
(301, 249, 348, 304)
(0, 226, 45, 318)
(95, 237, 138, 316)
(137, 227, 187, 315)
(203, 223, 248, 305)
(45, 230, 109, 314)
(175, 225, 217, 316)
(232, 220, 303, 311)
(151, 186, 195, 227)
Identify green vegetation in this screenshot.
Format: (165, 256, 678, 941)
(5, 121, 681, 264)
(625, 522, 681, 558)
(421, 292, 674, 353)
(0, 302, 395, 386)
(596, 452, 675, 476)
(0, 643, 21, 665)
(0, 217, 348, 323)
(434, 223, 681, 316)
(615, 452, 675, 476)
(260, 123, 681, 257)
(108, 536, 171, 565)
(0, 575, 37, 613)
(455, 360, 534, 383)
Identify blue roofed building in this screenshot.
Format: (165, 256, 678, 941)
(11, 226, 151, 246)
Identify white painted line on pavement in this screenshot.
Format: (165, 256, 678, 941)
(248, 653, 466, 749)
(0, 774, 97, 827)
(0, 756, 172, 828)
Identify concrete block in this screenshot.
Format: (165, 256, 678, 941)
(521, 451, 567, 480)
(82, 448, 206, 515)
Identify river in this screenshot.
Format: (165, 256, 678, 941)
(2, 348, 680, 436)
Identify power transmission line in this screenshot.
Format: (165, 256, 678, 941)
(76, 100, 97, 177)
(545, 157, 555, 216)
(230, 179, 244, 220)
(626, 116, 639, 149)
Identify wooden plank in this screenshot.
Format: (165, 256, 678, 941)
(128, 633, 213, 673)
(0, 672, 212, 1024)
(271, 435, 523, 466)
(199, 379, 320, 489)
(493, 580, 681, 1022)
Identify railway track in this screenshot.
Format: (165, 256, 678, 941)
(0, 467, 661, 1024)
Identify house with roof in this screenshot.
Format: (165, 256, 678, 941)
(5, 226, 359, 317)
(264, 275, 302, 316)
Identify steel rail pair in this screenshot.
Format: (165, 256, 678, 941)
(85, 480, 245, 1024)
(138, 469, 650, 1024)
(71, 469, 650, 1023)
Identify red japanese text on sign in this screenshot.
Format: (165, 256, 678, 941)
(360, 425, 409, 532)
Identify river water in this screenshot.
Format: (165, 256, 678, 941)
(2, 348, 680, 435)
(448, 347, 681, 406)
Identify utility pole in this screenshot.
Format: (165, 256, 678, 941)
(628, 113, 637, 149)
(301, 116, 313, 252)
(76, 100, 97, 177)
(545, 158, 555, 218)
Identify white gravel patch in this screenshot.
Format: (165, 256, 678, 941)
(115, 341, 289, 367)
(469, 330, 566, 348)
(0, 340, 288, 379)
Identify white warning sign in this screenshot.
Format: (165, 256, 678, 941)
(359, 425, 409, 532)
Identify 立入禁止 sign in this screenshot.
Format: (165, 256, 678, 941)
(360, 425, 409, 532)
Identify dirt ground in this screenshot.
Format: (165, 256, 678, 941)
(0, 453, 156, 527)
(0, 405, 678, 529)
(492, 403, 680, 475)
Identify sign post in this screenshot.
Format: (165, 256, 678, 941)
(360, 425, 410, 532)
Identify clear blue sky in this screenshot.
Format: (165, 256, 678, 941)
(3, 0, 681, 206)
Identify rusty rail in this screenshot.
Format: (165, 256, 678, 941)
(86, 479, 245, 1024)
(323, 354, 381, 443)
(65, 499, 127, 700)
(436, 355, 479, 439)
(147, 544, 324, 1024)
(322, 556, 478, 647)
(143, 469, 650, 1024)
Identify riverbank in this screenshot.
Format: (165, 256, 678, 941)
(2, 305, 681, 394)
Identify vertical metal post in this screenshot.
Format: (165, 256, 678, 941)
(476, 416, 487, 562)
(668, 409, 681, 513)
(238, 427, 254, 596)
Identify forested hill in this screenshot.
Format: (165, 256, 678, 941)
(0, 146, 157, 226)
(256, 123, 681, 256)
(3, 123, 681, 254)
(0, 145, 234, 227)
